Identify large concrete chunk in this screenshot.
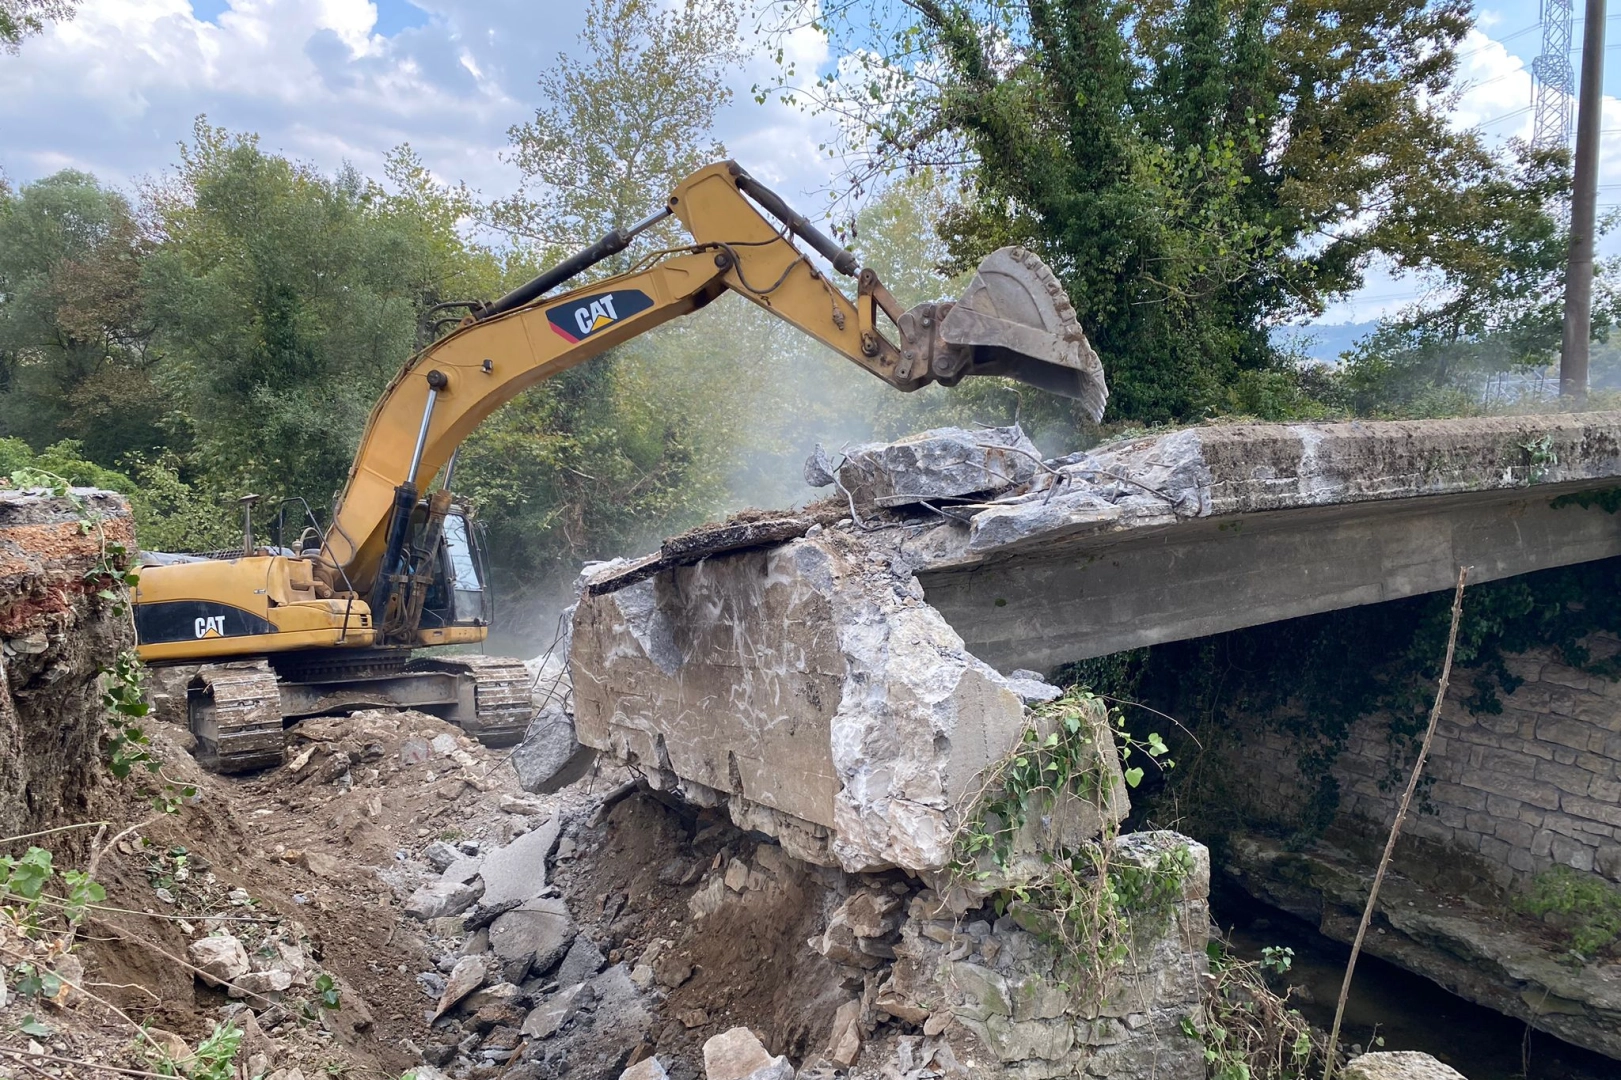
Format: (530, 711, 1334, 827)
(572, 528, 1117, 874)
(833, 425, 1041, 510)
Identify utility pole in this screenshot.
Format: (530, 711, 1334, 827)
(1561, 0, 1607, 401)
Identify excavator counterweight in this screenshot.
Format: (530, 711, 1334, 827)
(133, 160, 1106, 773)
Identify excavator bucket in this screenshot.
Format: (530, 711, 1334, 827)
(933, 247, 1109, 422)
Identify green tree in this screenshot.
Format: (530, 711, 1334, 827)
(0, 0, 76, 52)
(492, 0, 746, 250)
(767, 0, 1563, 424)
(1337, 146, 1601, 416)
(143, 120, 494, 514)
(0, 171, 165, 465)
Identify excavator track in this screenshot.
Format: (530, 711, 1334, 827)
(188, 660, 286, 774)
(407, 655, 533, 748)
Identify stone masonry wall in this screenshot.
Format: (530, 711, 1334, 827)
(1223, 635, 1621, 891)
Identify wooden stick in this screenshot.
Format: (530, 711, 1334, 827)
(1322, 565, 1470, 1080)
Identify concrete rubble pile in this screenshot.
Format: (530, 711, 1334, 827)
(399, 781, 1211, 1080)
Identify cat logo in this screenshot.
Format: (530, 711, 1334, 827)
(546, 289, 655, 344)
(194, 615, 227, 639)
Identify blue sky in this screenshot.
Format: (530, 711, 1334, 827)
(0, 0, 1607, 327)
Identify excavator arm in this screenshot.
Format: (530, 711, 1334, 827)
(318, 161, 1107, 613)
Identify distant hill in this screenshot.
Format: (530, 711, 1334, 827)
(1271, 320, 1381, 364)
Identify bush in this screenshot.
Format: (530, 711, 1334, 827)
(1515, 865, 1621, 959)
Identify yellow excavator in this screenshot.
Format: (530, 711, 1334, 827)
(133, 161, 1107, 773)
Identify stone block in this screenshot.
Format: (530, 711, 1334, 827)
(1493, 818, 1536, 849)
(1478, 836, 1511, 865)
(1483, 793, 1524, 819)
(1550, 835, 1596, 872)
(1464, 770, 1560, 810)
(1536, 717, 1595, 751)
(1561, 794, 1621, 829)
(1473, 746, 1539, 779)
(1595, 843, 1621, 882)
(1534, 758, 1593, 797)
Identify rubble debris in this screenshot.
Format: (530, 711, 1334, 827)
(702, 1026, 794, 1080)
(404, 879, 484, 920)
(187, 934, 251, 988)
(831, 424, 1043, 511)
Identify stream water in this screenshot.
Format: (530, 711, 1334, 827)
(1213, 884, 1621, 1080)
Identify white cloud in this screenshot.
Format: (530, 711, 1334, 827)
(0, 0, 846, 224)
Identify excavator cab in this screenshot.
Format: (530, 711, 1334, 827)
(419, 507, 491, 632)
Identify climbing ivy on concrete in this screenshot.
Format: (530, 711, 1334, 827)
(951, 690, 1185, 1000)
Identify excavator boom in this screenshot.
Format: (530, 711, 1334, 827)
(320, 162, 1106, 594)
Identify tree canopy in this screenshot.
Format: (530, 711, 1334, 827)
(765, 0, 1574, 422)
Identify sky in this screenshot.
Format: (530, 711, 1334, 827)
(0, 0, 1611, 328)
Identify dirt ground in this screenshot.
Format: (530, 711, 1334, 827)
(0, 702, 867, 1080)
(0, 706, 617, 1080)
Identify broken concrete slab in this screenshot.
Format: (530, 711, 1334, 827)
(913, 412, 1621, 671)
(478, 814, 562, 906)
(489, 897, 576, 982)
(831, 425, 1041, 511)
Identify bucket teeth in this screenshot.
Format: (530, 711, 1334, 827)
(941, 247, 1108, 421)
